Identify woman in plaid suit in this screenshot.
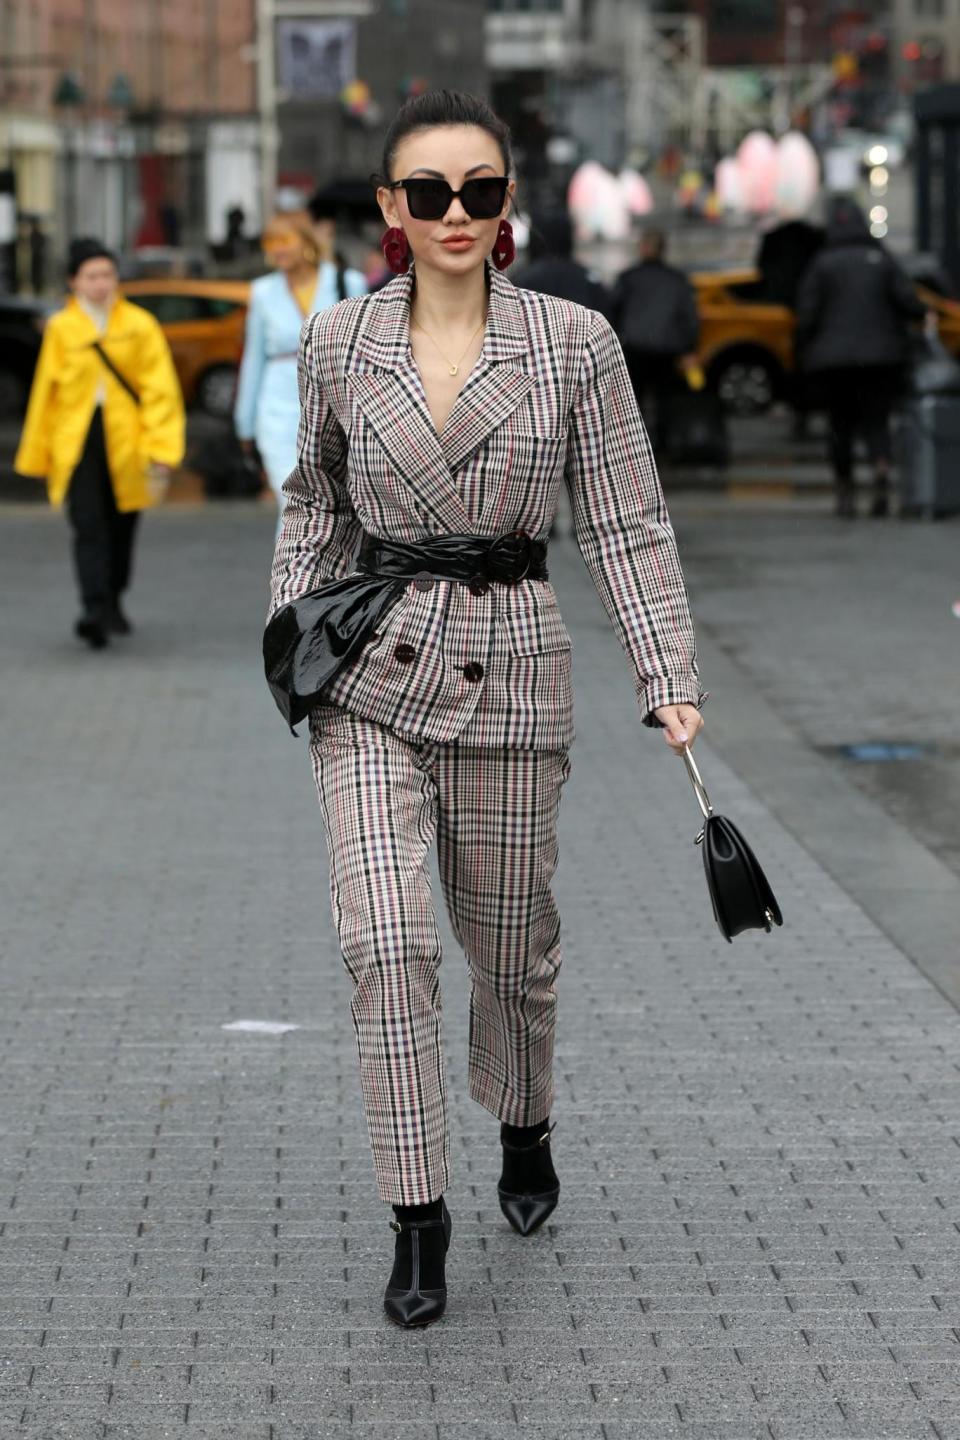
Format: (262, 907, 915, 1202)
(269, 91, 706, 1328)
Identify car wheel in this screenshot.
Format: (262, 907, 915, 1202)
(713, 357, 777, 416)
(0, 369, 27, 417)
(196, 364, 238, 418)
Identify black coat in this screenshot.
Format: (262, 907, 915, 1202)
(511, 258, 612, 319)
(611, 259, 699, 357)
(795, 238, 925, 373)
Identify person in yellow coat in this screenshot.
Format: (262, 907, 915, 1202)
(15, 237, 185, 649)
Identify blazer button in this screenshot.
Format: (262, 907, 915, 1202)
(394, 643, 418, 664)
(412, 571, 433, 592)
(462, 661, 484, 683)
(468, 575, 490, 597)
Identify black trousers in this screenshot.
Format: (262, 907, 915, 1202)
(623, 349, 684, 448)
(67, 410, 141, 616)
(812, 365, 903, 487)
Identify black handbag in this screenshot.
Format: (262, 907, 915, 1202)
(682, 745, 783, 943)
(263, 574, 408, 732)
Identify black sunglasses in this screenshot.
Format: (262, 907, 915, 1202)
(387, 176, 509, 221)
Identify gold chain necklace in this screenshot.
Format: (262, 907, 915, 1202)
(412, 314, 486, 377)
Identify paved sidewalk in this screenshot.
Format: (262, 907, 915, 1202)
(2, 504, 960, 1440)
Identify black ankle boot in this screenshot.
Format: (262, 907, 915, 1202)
(383, 1196, 452, 1329)
(498, 1120, 560, 1236)
(104, 599, 132, 634)
(75, 611, 109, 650)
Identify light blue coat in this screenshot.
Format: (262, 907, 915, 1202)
(234, 263, 367, 497)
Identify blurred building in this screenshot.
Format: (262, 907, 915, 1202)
(0, 0, 486, 276)
(486, 0, 727, 179)
(485, 0, 960, 178)
(271, 0, 485, 207)
(0, 0, 258, 264)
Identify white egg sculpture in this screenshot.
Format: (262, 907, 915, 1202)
(774, 131, 821, 218)
(714, 156, 744, 212)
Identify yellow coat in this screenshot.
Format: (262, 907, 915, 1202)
(14, 296, 185, 512)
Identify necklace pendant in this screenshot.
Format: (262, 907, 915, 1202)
(449, 364, 459, 376)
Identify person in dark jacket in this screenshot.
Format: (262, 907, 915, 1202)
(795, 198, 926, 518)
(511, 209, 612, 317)
(611, 230, 700, 446)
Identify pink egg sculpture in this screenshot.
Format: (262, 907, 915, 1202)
(618, 168, 655, 217)
(737, 131, 779, 214)
(567, 162, 630, 241)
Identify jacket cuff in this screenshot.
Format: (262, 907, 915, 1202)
(638, 678, 709, 729)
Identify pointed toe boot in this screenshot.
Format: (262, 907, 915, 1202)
(497, 1188, 560, 1236)
(498, 1121, 560, 1236)
(383, 1197, 452, 1329)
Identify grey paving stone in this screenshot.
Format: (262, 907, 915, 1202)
(2, 505, 960, 1437)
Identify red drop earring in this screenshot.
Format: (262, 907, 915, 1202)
(380, 227, 410, 275)
(491, 219, 515, 271)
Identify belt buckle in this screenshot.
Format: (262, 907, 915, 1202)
(485, 529, 532, 585)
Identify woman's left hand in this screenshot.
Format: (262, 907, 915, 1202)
(654, 703, 705, 755)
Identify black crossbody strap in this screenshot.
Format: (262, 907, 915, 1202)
(91, 341, 140, 406)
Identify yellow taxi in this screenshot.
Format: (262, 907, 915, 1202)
(692, 268, 960, 414)
(121, 278, 250, 417)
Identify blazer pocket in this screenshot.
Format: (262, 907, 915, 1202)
(499, 591, 571, 656)
(488, 427, 568, 482)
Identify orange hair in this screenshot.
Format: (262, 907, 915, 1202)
(262, 211, 319, 263)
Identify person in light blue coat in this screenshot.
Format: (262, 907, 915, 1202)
(234, 211, 366, 523)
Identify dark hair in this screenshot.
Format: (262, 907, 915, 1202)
(67, 237, 118, 277)
(306, 192, 337, 223)
(378, 89, 513, 184)
(641, 229, 667, 260)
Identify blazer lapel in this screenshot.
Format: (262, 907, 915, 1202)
(347, 270, 473, 533)
(439, 268, 536, 477)
(346, 266, 537, 534)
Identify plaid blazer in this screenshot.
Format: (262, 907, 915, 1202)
(270, 263, 706, 749)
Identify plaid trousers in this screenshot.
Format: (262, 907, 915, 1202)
(309, 705, 571, 1205)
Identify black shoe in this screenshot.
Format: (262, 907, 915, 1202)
(74, 614, 109, 650)
(869, 494, 889, 519)
(383, 1197, 452, 1329)
(498, 1121, 560, 1236)
(104, 600, 132, 634)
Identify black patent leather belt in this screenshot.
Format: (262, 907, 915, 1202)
(357, 530, 548, 587)
(264, 530, 548, 734)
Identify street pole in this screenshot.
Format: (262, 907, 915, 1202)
(257, 0, 279, 226)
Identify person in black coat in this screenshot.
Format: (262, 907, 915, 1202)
(795, 198, 927, 518)
(611, 230, 700, 447)
(511, 209, 612, 317)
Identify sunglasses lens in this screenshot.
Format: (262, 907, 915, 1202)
(461, 179, 507, 218)
(405, 180, 452, 220)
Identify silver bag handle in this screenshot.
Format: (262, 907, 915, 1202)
(682, 743, 713, 827)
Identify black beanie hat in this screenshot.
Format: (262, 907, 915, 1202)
(67, 237, 118, 277)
